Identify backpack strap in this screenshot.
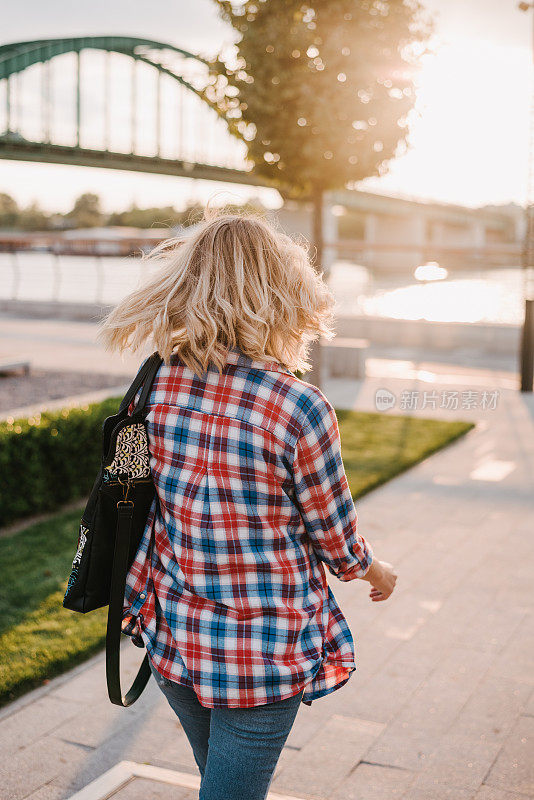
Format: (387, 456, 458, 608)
(106, 501, 152, 706)
(133, 353, 164, 414)
(118, 352, 159, 413)
(105, 351, 163, 706)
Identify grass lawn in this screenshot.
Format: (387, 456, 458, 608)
(0, 410, 473, 707)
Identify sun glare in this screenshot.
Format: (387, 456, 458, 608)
(361, 38, 531, 206)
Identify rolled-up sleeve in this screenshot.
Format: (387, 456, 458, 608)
(292, 395, 373, 581)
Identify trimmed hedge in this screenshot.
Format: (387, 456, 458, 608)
(0, 397, 122, 527)
(0, 396, 474, 529)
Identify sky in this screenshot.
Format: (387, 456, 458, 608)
(0, 0, 531, 213)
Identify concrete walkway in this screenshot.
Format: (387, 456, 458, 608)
(1, 314, 533, 800)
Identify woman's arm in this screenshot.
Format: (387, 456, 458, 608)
(292, 394, 396, 600)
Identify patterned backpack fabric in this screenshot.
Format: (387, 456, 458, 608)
(63, 351, 163, 706)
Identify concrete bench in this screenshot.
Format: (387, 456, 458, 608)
(0, 359, 31, 377)
(322, 337, 369, 379)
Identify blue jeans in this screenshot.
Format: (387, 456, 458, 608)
(148, 659, 304, 800)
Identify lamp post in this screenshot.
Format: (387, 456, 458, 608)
(518, 1, 534, 391)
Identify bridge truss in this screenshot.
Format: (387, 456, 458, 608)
(0, 36, 260, 185)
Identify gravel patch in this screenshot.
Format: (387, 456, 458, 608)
(0, 368, 130, 413)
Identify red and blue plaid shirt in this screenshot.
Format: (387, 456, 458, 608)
(124, 345, 373, 708)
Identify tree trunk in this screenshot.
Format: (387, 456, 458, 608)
(306, 187, 324, 389)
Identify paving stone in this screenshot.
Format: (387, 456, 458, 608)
(330, 762, 415, 800)
(450, 676, 531, 744)
(50, 751, 125, 796)
(283, 704, 328, 751)
(0, 696, 80, 757)
(51, 684, 165, 749)
(50, 661, 109, 705)
(53, 707, 193, 794)
(418, 734, 502, 790)
(343, 630, 402, 687)
(271, 714, 384, 799)
(0, 737, 87, 800)
(484, 715, 534, 795)
(474, 786, 533, 799)
(395, 587, 488, 657)
(523, 689, 534, 717)
(48, 701, 186, 794)
(487, 616, 534, 686)
(325, 621, 452, 726)
(270, 744, 298, 781)
(50, 642, 145, 705)
(365, 646, 494, 771)
(403, 774, 475, 800)
(359, 589, 436, 645)
(324, 670, 422, 725)
(455, 604, 527, 655)
(156, 729, 204, 771)
(23, 786, 70, 800)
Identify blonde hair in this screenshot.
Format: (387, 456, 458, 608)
(96, 209, 335, 377)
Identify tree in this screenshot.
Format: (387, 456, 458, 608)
(66, 193, 103, 229)
(206, 0, 432, 385)
(107, 204, 184, 229)
(0, 193, 20, 228)
(18, 202, 51, 231)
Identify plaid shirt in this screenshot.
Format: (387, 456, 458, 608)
(123, 345, 373, 708)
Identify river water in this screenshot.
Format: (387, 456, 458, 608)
(0, 252, 524, 326)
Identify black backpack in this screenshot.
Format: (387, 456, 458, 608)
(63, 351, 163, 706)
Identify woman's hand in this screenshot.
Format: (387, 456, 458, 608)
(361, 559, 397, 602)
(122, 614, 142, 639)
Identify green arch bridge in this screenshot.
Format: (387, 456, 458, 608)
(0, 36, 261, 186)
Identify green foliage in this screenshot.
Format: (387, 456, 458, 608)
(207, 0, 433, 196)
(107, 199, 267, 228)
(0, 506, 108, 705)
(0, 195, 268, 232)
(16, 202, 51, 231)
(65, 192, 104, 228)
(0, 192, 20, 228)
(0, 192, 56, 231)
(334, 410, 473, 498)
(0, 408, 472, 705)
(0, 396, 121, 527)
(107, 202, 200, 229)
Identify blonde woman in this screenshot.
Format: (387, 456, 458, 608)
(97, 211, 396, 800)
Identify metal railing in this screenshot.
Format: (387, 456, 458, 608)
(0, 250, 145, 306)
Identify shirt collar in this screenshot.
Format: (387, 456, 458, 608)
(225, 345, 292, 375)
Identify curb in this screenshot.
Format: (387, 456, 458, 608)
(0, 384, 129, 422)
